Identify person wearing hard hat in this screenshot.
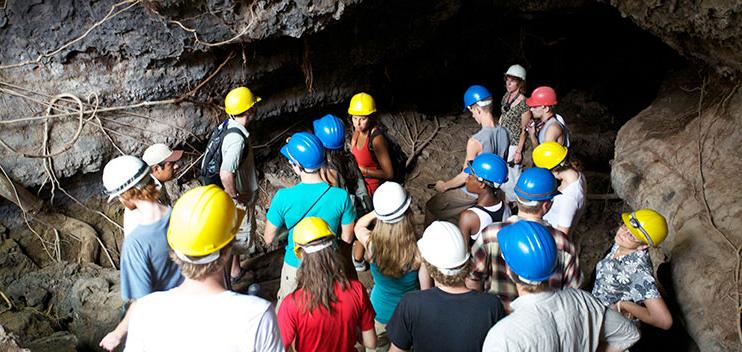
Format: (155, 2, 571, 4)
(348, 92, 394, 196)
(354, 182, 432, 351)
(498, 64, 532, 203)
(264, 132, 356, 309)
(482, 221, 640, 351)
(277, 217, 376, 352)
(525, 86, 570, 147)
(533, 142, 586, 235)
(458, 153, 511, 247)
(202, 87, 261, 286)
(386, 221, 504, 352)
(314, 114, 374, 272)
(467, 167, 582, 310)
(99, 156, 183, 352)
(121, 143, 184, 238)
(425, 85, 510, 226)
(124, 185, 283, 352)
(592, 209, 673, 330)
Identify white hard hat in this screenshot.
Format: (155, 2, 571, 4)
(142, 143, 183, 166)
(505, 64, 527, 81)
(373, 182, 411, 223)
(102, 155, 150, 202)
(417, 221, 470, 275)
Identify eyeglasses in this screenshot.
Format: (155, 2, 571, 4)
(628, 213, 654, 247)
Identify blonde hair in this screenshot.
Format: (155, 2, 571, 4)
(369, 211, 419, 278)
(170, 244, 233, 280)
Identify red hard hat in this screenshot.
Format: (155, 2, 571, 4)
(526, 86, 558, 107)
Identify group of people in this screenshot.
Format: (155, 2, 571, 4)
(97, 64, 673, 352)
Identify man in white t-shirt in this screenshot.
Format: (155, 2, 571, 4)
(124, 186, 283, 352)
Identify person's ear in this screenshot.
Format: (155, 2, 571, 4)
(638, 244, 649, 251)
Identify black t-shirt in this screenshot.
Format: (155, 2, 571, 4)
(386, 287, 505, 352)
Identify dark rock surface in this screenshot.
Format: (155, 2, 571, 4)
(610, 0, 742, 77)
(612, 70, 742, 351)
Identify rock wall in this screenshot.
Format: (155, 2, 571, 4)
(610, 0, 742, 77)
(612, 70, 742, 351)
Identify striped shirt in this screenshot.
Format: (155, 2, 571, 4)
(469, 216, 582, 307)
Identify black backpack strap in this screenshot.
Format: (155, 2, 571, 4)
(286, 185, 333, 232)
(472, 204, 506, 223)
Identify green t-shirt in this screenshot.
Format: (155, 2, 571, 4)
(266, 182, 356, 267)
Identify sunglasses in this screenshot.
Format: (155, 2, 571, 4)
(628, 213, 654, 247)
(466, 160, 496, 188)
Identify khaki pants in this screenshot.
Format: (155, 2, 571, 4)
(424, 188, 477, 226)
(233, 201, 257, 255)
(276, 262, 299, 311)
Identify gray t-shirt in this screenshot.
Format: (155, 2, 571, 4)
(482, 289, 640, 351)
(538, 114, 570, 147)
(472, 125, 510, 161)
(120, 208, 183, 301)
(221, 119, 258, 201)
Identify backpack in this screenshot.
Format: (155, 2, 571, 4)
(200, 120, 247, 187)
(368, 126, 408, 185)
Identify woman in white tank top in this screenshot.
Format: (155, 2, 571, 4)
(532, 142, 585, 235)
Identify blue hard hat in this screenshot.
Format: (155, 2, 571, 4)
(464, 153, 508, 186)
(514, 167, 559, 201)
(280, 132, 325, 170)
(463, 85, 492, 109)
(497, 220, 558, 283)
(312, 114, 345, 150)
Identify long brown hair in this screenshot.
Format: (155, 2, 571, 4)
(295, 244, 350, 313)
(369, 211, 419, 278)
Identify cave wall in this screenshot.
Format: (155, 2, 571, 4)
(612, 70, 742, 351)
(610, 0, 742, 77)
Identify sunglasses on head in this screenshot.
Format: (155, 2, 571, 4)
(628, 213, 654, 247)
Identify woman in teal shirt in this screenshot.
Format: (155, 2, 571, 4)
(355, 182, 432, 351)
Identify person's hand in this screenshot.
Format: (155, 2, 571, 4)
(99, 331, 123, 351)
(611, 301, 635, 320)
(434, 180, 447, 193)
(513, 150, 522, 164)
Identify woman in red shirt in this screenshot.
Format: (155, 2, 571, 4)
(348, 92, 394, 196)
(277, 217, 377, 352)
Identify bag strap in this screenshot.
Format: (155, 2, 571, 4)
(286, 184, 332, 232)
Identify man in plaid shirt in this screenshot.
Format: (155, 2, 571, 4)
(466, 167, 582, 310)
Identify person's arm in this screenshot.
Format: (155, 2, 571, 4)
(617, 298, 673, 330)
(362, 133, 394, 180)
(362, 329, 377, 349)
(556, 225, 571, 235)
(435, 138, 481, 192)
(543, 123, 564, 144)
(514, 110, 532, 164)
(99, 300, 136, 351)
(263, 221, 279, 246)
(354, 211, 376, 249)
(457, 210, 479, 248)
(340, 222, 355, 244)
(220, 134, 244, 199)
(598, 308, 641, 352)
(220, 171, 238, 198)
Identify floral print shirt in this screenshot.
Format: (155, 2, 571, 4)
(592, 244, 660, 306)
(500, 93, 529, 146)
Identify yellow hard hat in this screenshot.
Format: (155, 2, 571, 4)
(224, 87, 261, 115)
(167, 185, 237, 257)
(532, 142, 568, 170)
(621, 208, 668, 248)
(293, 217, 335, 258)
(347, 92, 376, 116)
